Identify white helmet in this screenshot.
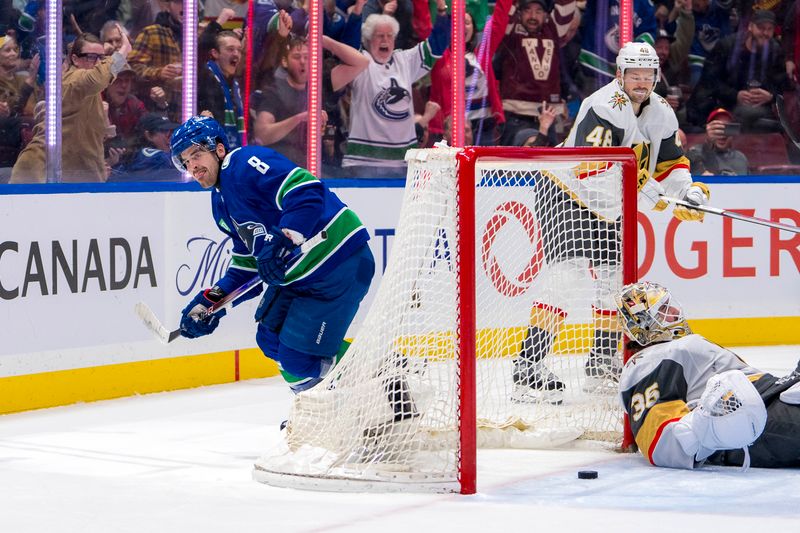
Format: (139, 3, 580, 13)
(616, 41, 659, 81)
(615, 281, 691, 346)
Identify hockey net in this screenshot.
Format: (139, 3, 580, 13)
(254, 146, 638, 493)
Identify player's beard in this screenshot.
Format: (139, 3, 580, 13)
(625, 85, 652, 105)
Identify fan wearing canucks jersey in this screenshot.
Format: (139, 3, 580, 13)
(341, 9, 450, 177)
(617, 281, 800, 470)
(170, 116, 375, 393)
(511, 42, 711, 405)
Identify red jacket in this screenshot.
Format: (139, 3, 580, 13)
(422, 0, 510, 135)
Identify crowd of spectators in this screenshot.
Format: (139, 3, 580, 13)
(0, 0, 798, 183)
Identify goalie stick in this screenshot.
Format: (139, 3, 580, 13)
(660, 196, 800, 234)
(135, 230, 328, 344)
(776, 94, 800, 150)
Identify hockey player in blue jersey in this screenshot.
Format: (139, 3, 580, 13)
(170, 115, 375, 393)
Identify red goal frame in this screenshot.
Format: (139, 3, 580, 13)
(455, 147, 640, 494)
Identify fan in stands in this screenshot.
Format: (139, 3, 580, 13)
(512, 41, 712, 405)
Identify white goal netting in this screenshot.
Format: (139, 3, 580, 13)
(254, 147, 634, 492)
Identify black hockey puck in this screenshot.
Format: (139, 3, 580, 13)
(578, 470, 598, 479)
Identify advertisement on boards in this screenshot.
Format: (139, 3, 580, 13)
(0, 181, 798, 378)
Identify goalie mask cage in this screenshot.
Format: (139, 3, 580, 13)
(254, 146, 639, 494)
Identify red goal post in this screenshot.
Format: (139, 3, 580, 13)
(456, 146, 639, 494)
(253, 146, 639, 494)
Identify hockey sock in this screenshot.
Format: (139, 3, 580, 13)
(513, 303, 567, 388)
(280, 339, 352, 393)
(585, 329, 622, 377)
(514, 326, 557, 386)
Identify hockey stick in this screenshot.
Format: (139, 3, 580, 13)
(775, 94, 800, 150)
(135, 230, 328, 344)
(660, 196, 800, 234)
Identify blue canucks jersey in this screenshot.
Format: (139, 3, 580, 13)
(209, 145, 369, 293)
(579, 0, 657, 86)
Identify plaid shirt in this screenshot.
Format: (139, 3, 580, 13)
(128, 22, 182, 118)
(128, 23, 181, 81)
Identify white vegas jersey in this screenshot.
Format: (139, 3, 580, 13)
(619, 334, 766, 469)
(561, 79, 693, 220)
(343, 42, 438, 169)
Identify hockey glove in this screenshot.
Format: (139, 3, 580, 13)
(257, 227, 298, 286)
(673, 182, 710, 222)
(672, 370, 766, 461)
(637, 169, 669, 211)
(179, 286, 227, 339)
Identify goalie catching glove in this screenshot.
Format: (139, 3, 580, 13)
(180, 286, 227, 338)
(672, 369, 767, 463)
(257, 227, 299, 286)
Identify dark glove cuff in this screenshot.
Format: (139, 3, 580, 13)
(205, 286, 226, 303)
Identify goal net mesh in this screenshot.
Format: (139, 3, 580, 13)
(254, 147, 629, 492)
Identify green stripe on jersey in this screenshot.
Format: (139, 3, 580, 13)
(688, 54, 705, 68)
(345, 140, 417, 161)
(275, 168, 319, 210)
(421, 40, 438, 69)
(578, 50, 615, 77)
(230, 254, 257, 271)
(285, 208, 365, 283)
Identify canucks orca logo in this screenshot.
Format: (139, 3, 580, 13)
(373, 78, 411, 121)
(231, 217, 266, 252)
(698, 24, 721, 53)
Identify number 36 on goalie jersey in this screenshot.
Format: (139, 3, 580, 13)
(618, 334, 763, 467)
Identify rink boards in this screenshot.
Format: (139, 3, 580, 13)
(1, 177, 798, 413)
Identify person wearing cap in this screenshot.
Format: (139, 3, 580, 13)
(11, 28, 132, 183)
(512, 100, 559, 147)
(688, 9, 789, 132)
(494, 0, 578, 146)
(109, 112, 182, 182)
(686, 107, 749, 175)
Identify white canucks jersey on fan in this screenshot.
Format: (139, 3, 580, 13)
(618, 334, 763, 469)
(562, 79, 693, 220)
(342, 45, 437, 169)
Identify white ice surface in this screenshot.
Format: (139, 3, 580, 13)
(2, 346, 799, 532)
